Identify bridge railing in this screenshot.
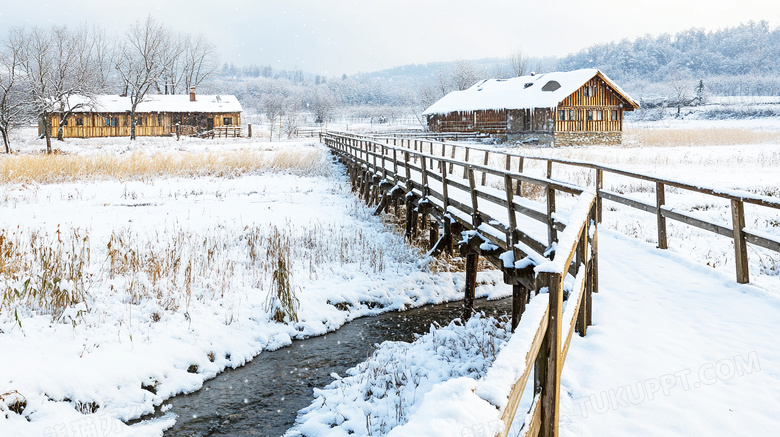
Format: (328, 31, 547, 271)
(343, 131, 780, 284)
(323, 131, 598, 437)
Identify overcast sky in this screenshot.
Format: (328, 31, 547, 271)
(2, 0, 779, 76)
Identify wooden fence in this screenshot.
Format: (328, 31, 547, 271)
(323, 131, 598, 437)
(348, 132, 780, 284)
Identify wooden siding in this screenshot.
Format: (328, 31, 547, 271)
(429, 109, 507, 134)
(45, 111, 242, 138)
(428, 72, 636, 138)
(555, 75, 630, 133)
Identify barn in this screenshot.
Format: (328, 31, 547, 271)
(42, 88, 242, 138)
(422, 69, 639, 146)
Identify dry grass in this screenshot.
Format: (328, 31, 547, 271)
(0, 149, 328, 184)
(625, 128, 780, 148)
(1, 218, 408, 322)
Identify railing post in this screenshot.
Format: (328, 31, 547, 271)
(463, 147, 471, 178)
(481, 150, 490, 186)
(449, 144, 456, 174)
(516, 156, 524, 196)
(656, 182, 668, 249)
(731, 199, 750, 284)
(546, 161, 553, 179)
(547, 185, 557, 246)
(536, 271, 562, 437)
(467, 167, 480, 227)
(595, 169, 603, 223)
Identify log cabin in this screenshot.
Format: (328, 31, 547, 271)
(41, 88, 242, 138)
(423, 69, 639, 146)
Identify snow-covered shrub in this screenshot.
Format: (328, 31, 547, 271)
(286, 313, 512, 437)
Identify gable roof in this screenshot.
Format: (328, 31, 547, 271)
(60, 94, 243, 114)
(422, 69, 639, 115)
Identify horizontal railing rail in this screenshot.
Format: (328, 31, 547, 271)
(340, 131, 780, 284)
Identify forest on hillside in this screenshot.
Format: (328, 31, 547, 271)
(206, 21, 780, 124)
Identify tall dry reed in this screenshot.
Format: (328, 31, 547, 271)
(0, 149, 328, 184)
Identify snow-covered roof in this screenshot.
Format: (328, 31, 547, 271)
(422, 69, 638, 115)
(62, 94, 242, 114)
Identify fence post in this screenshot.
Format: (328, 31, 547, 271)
(731, 199, 750, 284)
(546, 161, 553, 179)
(656, 182, 668, 249)
(248, 123, 252, 138)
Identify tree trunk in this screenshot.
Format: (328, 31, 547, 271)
(42, 114, 52, 154)
(1, 127, 10, 153)
(130, 111, 136, 140)
(57, 122, 64, 141)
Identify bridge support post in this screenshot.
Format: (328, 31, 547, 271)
(463, 252, 478, 320)
(511, 284, 528, 332)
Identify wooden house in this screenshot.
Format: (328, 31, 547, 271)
(423, 69, 639, 146)
(42, 88, 242, 138)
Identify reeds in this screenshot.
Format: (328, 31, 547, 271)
(0, 149, 329, 184)
(625, 128, 780, 148)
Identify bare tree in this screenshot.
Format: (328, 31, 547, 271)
(283, 94, 301, 139)
(668, 71, 692, 118)
(435, 67, 451, 97)
(19, 25, 98, 152)
(115, 16, 170, 140)
(262, 92, 285, 141)
(0, 29, 26, 153)
(451, 59, 481, 91)
(308, 85, 337, 123)
(180, 34, 219, 93)
(509, 49, 529, 77)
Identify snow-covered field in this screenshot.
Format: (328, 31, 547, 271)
(1, 121, 779, 437)
(0, 134, 508, 436)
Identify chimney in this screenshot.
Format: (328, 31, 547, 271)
(189, 87, 196, 102)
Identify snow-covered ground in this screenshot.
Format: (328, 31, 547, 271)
(0, 135, 507, 436)
(1, 122, 779, 437)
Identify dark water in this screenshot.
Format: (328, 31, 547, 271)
(153, 298, 511, 437)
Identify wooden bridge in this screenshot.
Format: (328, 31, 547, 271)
(321, 131, 780, 437)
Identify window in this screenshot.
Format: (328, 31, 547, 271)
(223, 117, 233, 125)
(76, 117, 83, 126)
(158, 115, 162, 126)
(135, 117, 145, 126)
(596, 110, 603, 121)
(569, 110, 576, 121)
(583, 87, 590, 97)
(62, 117, 68, 126)
(587, 110, 593, 121)
(611, 110, 618, 121)
(558, 110, 566, 121)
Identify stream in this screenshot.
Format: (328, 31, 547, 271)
(155, 297, 512, 436)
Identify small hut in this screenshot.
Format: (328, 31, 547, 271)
(42, 88, 242, 138)
(423, 69, 639, 146)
